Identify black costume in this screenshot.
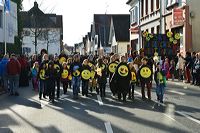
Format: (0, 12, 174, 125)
(112, 62, 131, 101)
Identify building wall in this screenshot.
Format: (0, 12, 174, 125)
(22, 28, 61, 55)
(117, 42, 128, 56)
(0, 1, 18, 43)
(189, 1, 200, 52)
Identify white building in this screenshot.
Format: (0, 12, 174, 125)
(20, 2, 63, 55)
(0, 1, 18, 44)
(109, 15, 130, 55)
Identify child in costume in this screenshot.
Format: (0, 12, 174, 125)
(96, 58, 107, 97)
(154, 63, 166, 103)
(81, 59, 91, 97)
(31, 62, 39, 92)
(38, 62, 47, 100)
(138, 57, 153, 100)
(128, 62, 137, 100)
(61, 62, 69, 94)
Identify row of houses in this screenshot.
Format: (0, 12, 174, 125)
(77, 0, 200, 56)
(0, 1, 63, 55)
(75, 14, 130, 56)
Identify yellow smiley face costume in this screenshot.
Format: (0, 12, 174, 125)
(81, 69, 91, 80)
(108, 63, 118, 73)
(73, 70, 80, 77)
(39, 69, 45, 80)
(140, 67, 152, 79)
(90, 71, 95, 79)
(59, 57, 66, 65)
(54, 64, 60, 73)
(118, 65, 129, 77)
(62, 69, 69, 79)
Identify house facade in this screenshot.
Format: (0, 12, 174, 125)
(127, 0, 197, 53)
(109, 15, 130, 55)
(20, 2, 63, 55)
(0, 1, 18, 44)
(91, 14, 112, 56)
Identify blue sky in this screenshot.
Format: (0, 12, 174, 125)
(23, 0, 130, 46)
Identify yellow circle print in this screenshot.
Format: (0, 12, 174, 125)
(59, 57, 66, 64)
(40, 69, 45, 80)
(140, 67, 152, 79)
(109, 63, 118, 73)
(54, 64, 60, 73)
(131, 72, 137, 82)
(73, 70, 80, 76)
(118, 65, 129, 77)
(81, 70, 91, 80)
(62, 69, 68, 79)
(90, 71, 95, 79)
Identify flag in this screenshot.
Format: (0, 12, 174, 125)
(5, 0, 10, 12)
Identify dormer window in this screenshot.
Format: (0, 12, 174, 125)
(166, 0, 179, 10)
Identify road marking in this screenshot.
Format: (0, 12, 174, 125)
(167, 90, 186, 96)
(135, 90, 200, 125)
(175, 111, 200, 125)
(134, 90, 142, 96)
(104, 122, 113, 133)
(40, 100, 48, 108)
(183, 86, 188, 89)
(97, 95, 103, 106)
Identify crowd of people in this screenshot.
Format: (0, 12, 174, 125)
(0, 49, 199, 104)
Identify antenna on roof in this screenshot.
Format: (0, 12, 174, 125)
(105, 2, 109, 14)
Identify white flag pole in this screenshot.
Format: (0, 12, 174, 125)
(3, 0, 7, 55)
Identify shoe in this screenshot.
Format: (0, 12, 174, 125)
(39, 97, 42, 100)
(14, 92, 19, 96)
(43, 96, 47, 99)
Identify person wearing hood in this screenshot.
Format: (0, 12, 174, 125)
(54, 55, 62, 99)
(0, 54, 9, 91)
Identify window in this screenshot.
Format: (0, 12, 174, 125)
(167, 0, 179, 7)
(151, 27, 154, 34)
(141, 0, 144, 17)
(146, 0, 148, 15)
(151, 0, 154, 12)
(157, 25, 160, 34)
(0, 10, 2, 28)
(23, 30, 31, 36)
(130, 6, 138, 24)
(156, 0, 160, 9)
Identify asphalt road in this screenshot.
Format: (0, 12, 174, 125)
(0, 80, 200, 133)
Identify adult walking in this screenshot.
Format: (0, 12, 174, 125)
(7, 54, 21, 96)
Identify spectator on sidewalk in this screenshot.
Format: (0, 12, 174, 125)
(7, 54, 21, 96)
(191, 52, 196, 85)
(184, 52, 192, 83)
(176, 53, 185, 81)
(193, 53, 200, 86)
(18, 55, 30, 87)
(0, 54, 9, 91)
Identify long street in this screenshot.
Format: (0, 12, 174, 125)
(0, 81, 200, 133)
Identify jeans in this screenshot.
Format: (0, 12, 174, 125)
(72, 76, 81, 97)
(156, 84, 165, 102)
(39, 80, 46, 98)
(8, 75, 19, 94)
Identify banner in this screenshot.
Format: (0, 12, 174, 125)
(172, 8, 184, 26)
(5, 0, 10, 12)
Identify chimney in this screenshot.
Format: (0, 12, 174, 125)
(34, 1, 38, 8)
